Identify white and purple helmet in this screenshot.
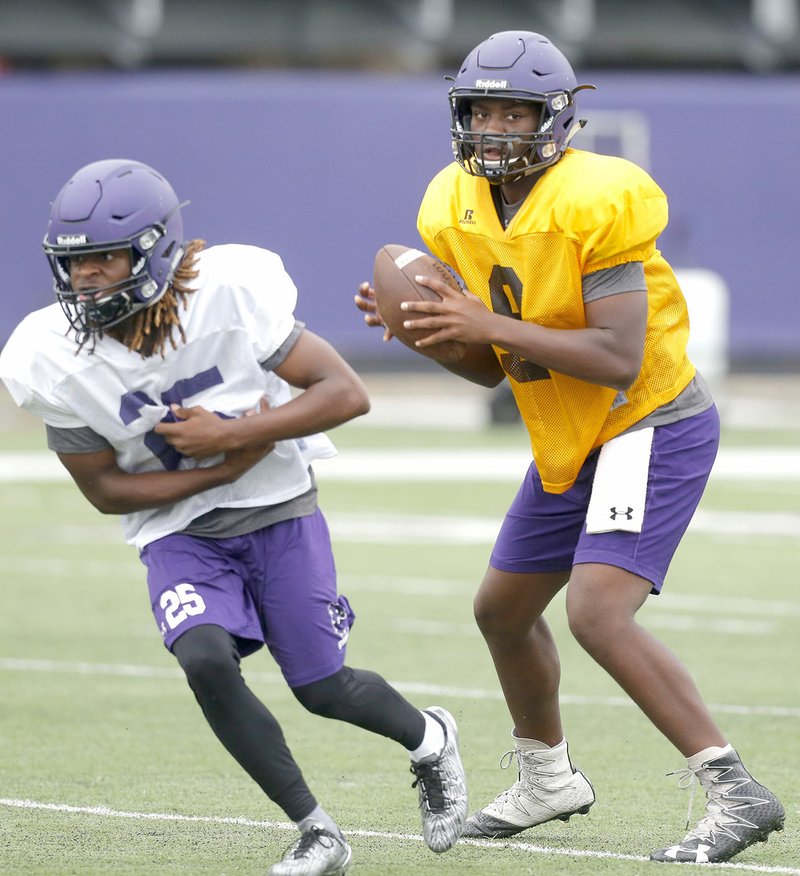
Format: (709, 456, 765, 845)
(43, 159, 187, 336)
(448, 31, 595, 183)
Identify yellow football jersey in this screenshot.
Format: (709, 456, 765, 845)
(417, 148, 695, 493)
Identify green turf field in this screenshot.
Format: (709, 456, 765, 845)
(0, 388, 797, 875)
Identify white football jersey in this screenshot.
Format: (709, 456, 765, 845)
(0, 244, 336, 548)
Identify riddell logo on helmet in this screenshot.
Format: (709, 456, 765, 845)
(57, 234, 89, 245)
(475, 79, 508, 89)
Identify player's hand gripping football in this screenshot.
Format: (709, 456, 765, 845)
(354, 281, 394, 342)
(400, 273, 494, 349)
(155, 398, 275, 464)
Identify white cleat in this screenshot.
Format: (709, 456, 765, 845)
(463, 738, 595, 839)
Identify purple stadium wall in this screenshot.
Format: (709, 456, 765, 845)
(1, 69, 798, 368)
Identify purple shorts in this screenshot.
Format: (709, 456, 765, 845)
(490, 405, 720, 593)
(139, 509, 355, 687)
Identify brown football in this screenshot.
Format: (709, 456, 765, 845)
(372, 244, 466, 363)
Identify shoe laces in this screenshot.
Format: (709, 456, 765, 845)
(666, 767, 703, 832)
(289, 826, 337, 860)
(480, 748, 569, 817)
(411, 756, 448, 811)
(411, 740, 456, 812)
(499, 747, 562, 792)
(667, 761, 760, 842)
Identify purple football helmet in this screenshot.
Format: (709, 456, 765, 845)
(448, 31, 595, 183)
(43, 159, 187, 337)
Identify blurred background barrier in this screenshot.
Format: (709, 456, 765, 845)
(2, 0, 799, 72)
(678, 269, 730, 401)
(0, 0, 798, 374)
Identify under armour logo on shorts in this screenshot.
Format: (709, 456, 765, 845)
(609, 506, 634, 520)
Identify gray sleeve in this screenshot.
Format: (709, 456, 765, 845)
(46, 423, 113, 454)
(582, 262, 646, 304)
(260, 319, 306, 372)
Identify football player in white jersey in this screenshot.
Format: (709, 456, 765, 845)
(0, 159, 468, 874)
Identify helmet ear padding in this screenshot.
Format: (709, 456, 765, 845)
(42, 159, 188, 339)
(448, 31, 595, 183)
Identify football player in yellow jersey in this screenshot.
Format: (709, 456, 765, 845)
(355, 31, 784, 865)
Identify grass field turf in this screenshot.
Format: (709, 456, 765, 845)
(0, 387, 797, 875)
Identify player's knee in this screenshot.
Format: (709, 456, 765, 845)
(474, 591, 521, 639)
(473, 590, 497, 632)
(566, 597, 607, 654)
(172, 624, 242, 695)
(567, 608, 592, 650)
(292, 666, 355, 719)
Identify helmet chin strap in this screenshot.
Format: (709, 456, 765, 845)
(564, 118, 588, 147)
(496, 119, 584, 181)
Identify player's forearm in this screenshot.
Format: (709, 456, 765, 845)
(225, 377, 370, 449)
(75, 462, 243, 515)
(439, 342, 506, 387)
(490, 317, 642, 391)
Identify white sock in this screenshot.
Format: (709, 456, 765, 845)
(513, 732, 565, 753)
(512, 735, 573, 783)
(297, 805, 340, 837)
(687, 743, 734, 771)
(409, 711, 446, 763)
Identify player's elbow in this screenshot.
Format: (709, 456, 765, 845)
(75, 475, 133, 515)
(591, 323, 644, 391)
(607, 369, 638, 392)
(80, 488, 125, 515)
(340, 379, 371, 420)
(95, 501, 124, 515)
(351, 390, 371, 419)
(601, 367, 639, 393)
(603, 346, 643, 392)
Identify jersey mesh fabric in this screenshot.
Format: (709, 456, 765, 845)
(418, 150, 695, 493)
(0, 244, 336, 547)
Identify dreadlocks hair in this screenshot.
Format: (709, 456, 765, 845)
(114, 239, 206, 358)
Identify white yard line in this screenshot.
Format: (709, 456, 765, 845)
(2, 447, 800, 483)
(0, 797, 796, 874)
(315, 447, 800, 482)
(1, 451, 798, 541)
(0, 656, 797, 719)
(8, 509, 796, 546)
(326, 510, 800, 542)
